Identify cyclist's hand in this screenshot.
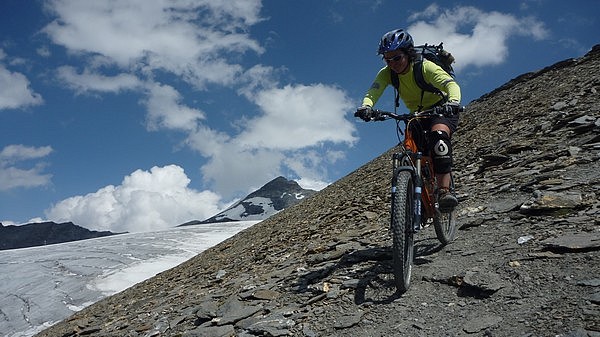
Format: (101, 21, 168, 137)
(434, 102, 460, 116)
(355, 105, 374, 121)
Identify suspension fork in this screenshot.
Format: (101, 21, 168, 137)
(413, 152, 423, 231)
(392, 152, 423, 232)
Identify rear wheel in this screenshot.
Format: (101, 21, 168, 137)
(433, 177, 458, 245)
(433, 208, 457, 245)
(390, 170, 415, 293)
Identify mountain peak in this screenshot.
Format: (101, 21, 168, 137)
(254, 175, 296, 191)
(184, 176, 317, 225)
(246, 176, 306, 201)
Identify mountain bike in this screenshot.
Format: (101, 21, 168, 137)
(355, 107, 463, 293)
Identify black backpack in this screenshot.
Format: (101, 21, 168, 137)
(390, 43, 455, 108)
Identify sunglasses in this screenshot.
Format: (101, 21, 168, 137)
(383, 54, 405, 63)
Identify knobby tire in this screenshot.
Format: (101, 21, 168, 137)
(433, 208, 457, 245)
(433, 178, 458, 245)
(390, 170, 415, 293)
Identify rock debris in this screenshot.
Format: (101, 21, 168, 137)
(36, 45, 600, 337)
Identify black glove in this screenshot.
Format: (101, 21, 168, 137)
(355, 106, 374, 121)
(434, 102, 460, 116)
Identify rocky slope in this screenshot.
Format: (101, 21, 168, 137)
(0, 221, 119, 250)
(35, 46, 600, 337)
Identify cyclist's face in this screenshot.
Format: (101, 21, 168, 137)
(383, 50, 409, 74)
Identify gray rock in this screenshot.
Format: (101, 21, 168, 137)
(460, 269, 506, 297)
(195, 300, 219, 320)
(183, 325, 235, 337)
(463, 315, 503, 333)
(216, 297, 262, 326)
(240, 314, 295, 336)
(577, 279, 600, 287)
(333, 311, 364, 329)
(588, 292, 600, 305)
(520, 190, 583, 214)
(542, 232, 600, 251)
(552, 101, 568, 110)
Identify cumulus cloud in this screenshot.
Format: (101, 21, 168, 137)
(0, 145, 53, 190)
(45, 165, 224, 233)
(38, 0, 357, 229)
(43, 0, 263, 88)
(41, 0, 264, 142)
(238, 84, 357, 150)
(407, 4, 549, 71)
(0, 51, 43, 110)
(186, 83, 357, 197)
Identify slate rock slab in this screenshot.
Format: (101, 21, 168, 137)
(542, 232, 600, 252)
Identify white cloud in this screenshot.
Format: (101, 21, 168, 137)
(0, 166, 52, 191)
(0, 145, 53, 190)
(237, 64, 281, 99)
(184, 83, 357, 197)
(0, 144, 53, 162)
(199, 145, 285, 197)
(45, 165, 223, 233)
(56, 66, 142, 94)
(39, 0, 358, 223)
(43, 0, 263, 88)
(143, 83, 206, 132)
(184, 125, 232, 158)
(0, 62, 43, 110)
(407, 5, 549, 71)
(297, 177, 329, 191)
(36, 46, 51, 57)
(238, 84, 357, 150)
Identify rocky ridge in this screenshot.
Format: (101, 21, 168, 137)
(0, 221, 119, 251)
(35, 46, 600, 337)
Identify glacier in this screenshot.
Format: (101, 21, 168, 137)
(0, 221, 257, 337)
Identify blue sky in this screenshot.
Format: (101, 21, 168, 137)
(1, 0, 597, 233)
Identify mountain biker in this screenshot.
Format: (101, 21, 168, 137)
(356, 29, 461, 210)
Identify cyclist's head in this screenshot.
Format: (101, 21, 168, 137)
(378, 29, 417, 63)
(378, 29, 413, 54)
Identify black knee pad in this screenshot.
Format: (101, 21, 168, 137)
(429, 130, 453, 173)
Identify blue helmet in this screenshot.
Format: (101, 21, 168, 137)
(378, 29, 414, 55)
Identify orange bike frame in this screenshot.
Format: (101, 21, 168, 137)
(402, 118, 438, 221)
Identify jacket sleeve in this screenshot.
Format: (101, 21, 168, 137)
(362, 66, 391, 107)
(422, 60, 461, 103)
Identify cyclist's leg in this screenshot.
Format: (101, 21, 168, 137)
(429, 114, 459, 180)
(430, 122, 453, 189)
(430, 115, 459, 209)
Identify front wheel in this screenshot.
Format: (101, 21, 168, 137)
(390, 170, 415, 293)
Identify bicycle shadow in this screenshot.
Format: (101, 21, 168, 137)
(294, 236, 445, 305)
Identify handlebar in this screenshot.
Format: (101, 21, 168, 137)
(354, 105, 465, 122)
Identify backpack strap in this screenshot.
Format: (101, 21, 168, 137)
(390, 69, 400, 108)
(413, 59, 447, 111)
(413, 59, 444, 97)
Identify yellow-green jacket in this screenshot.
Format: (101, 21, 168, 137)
(362, 60, 461, 112)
